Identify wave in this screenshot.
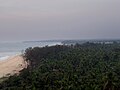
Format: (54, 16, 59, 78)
(0, 52, 21, 61)
(0, 56, 10, 60)
(48, 42, 63, 46)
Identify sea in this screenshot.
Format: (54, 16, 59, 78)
(0, 41, 62, 61)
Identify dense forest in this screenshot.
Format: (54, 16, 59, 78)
(0, 42, 120, 90)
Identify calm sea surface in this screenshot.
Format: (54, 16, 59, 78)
(0, 41, 62, 60)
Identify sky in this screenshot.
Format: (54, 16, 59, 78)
(0, 0, 120, 41)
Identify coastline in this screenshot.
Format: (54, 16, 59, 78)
(0, 55, 27, 78)
(0, 41, 62, 79)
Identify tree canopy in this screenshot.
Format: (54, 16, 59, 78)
(0, 43, 120, 90)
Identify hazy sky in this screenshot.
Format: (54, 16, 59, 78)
(0, 0, 120, 41)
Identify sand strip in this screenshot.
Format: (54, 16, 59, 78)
(0, 55, 27, 78)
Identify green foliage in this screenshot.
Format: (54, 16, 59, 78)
(0, 43, 120, 90)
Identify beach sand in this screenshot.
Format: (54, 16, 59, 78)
(0, 55, 27, 78)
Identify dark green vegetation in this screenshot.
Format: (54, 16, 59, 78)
(1, 42, 120, 90)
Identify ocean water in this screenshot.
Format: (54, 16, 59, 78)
(0, 41, 62, 60)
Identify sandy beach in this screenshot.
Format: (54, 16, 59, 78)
(0, 55, 27, 78)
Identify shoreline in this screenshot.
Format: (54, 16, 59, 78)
(0, 55, 27, 78)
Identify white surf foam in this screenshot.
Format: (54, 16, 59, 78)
(0, 52, 21, 61)
(48, 42, 63, 46)
(0, 56, 10, 60)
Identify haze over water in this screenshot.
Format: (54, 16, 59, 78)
(0, 0, 120, 41)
